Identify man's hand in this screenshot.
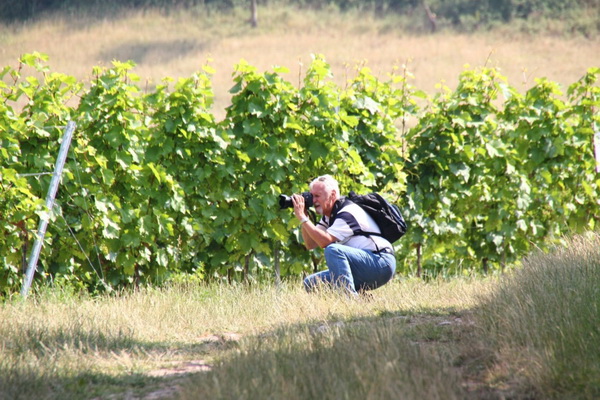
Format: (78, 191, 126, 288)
(291, 194, 308, 222)
(292, 193, 337, 249)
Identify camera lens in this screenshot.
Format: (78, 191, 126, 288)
(279, 194, 293, 209)
(278, 192, 313, 209)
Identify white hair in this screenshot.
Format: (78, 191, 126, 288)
(310, 175, 340, 196)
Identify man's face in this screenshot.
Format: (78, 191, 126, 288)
(310, 182, 337, 216)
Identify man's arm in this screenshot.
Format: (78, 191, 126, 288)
(300, 220, 337, 250)
(292, 193, 338, 249)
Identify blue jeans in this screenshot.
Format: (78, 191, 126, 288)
(304, 243, 396, 295)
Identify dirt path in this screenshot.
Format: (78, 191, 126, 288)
(130, 314, 512, 400)
(137, 333, 241, 400)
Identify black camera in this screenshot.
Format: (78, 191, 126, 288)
(279, 192, 313, 209)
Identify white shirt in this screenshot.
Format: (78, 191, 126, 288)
(318, 202, 393, 251)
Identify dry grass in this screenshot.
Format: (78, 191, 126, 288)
(475, 232, 600, 399)
(0, 278, 494, 399)
(1, 6, 598, 120)
(2, 233, 599, 399)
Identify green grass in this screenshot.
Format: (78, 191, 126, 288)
(0, 278, 490, 399)
(2, 234, 599, 399)
(476, 232, 600, 399)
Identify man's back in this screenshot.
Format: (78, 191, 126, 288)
(319, 199, 393, 251)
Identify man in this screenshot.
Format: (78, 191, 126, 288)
(291, 175, 396, 295)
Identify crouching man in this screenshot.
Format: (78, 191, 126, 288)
(291, 175, 396, 296)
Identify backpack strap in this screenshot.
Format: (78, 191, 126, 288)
(328, 196, 352, 226)
(328, 196, 389, 253)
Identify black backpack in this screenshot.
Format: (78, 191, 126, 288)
(330, 192, 408, 244)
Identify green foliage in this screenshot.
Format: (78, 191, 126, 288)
(400, 66, 599, 276)
(213, 55, 411, 278)
(0, 52, 78, 294)
(403, 68, 515, 274)
(0, 53, 598, 293)
(502, 72, 600, 236)
(0, 53, 410, 292)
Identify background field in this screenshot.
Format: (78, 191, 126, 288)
(1, 6, 598, 120)
(1, 4, 600, 399)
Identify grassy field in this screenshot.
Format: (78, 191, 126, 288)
(1, 5, 598, 120)
(1, 5, 599, 399)
(1, 232, 599, 399)
(0, 276, 492, 399)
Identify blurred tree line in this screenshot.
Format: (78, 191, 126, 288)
(1, 0, 598, 35)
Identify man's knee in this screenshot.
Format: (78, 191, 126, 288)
(324, 243, 343, 259)
(304, 273, 326, 292)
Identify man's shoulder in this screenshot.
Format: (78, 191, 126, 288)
(339, 201, 366, 216)
(330, 198, 365, 221)
(334, 203, 371, 228)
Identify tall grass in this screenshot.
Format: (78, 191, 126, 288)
(476, 232, 600, 399)
(2, 233, 599, 399)
(0, 278, 491, 399)
(179, 317, 467, 400)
